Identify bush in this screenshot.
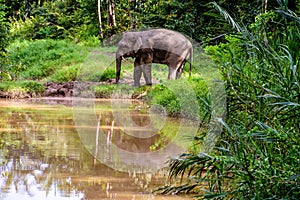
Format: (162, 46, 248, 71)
(147, 78, 209, 119)
(84, 68, 116, 82)
(147, 84, 180, 117)
(48, 65, 80, 83)
(18, 80, 45, 93)
(99, 68, 116, 81)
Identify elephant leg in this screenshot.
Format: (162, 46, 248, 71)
(168, 66, 178, 80)
(176, 68, 183, 79)
(134, 59, 142, 86)
(176, 61, 186, 79)
(142, 63, 152, 85)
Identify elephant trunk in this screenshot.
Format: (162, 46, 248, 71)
(116, 56, 122, 84)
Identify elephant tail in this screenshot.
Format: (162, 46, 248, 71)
(189, 47, 193, 77)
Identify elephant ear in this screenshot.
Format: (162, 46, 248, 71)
(133, 36, 142, 53)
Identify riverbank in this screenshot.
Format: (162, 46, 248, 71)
(0, 80, 134, 99)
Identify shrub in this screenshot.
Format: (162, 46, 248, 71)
(84, 68, 116, 82)
(48, 65, 80, 83)
(18, 80, 45, 93)
(147, 78, 209, 119)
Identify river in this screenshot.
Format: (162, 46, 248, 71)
(0, 98, 194, 200)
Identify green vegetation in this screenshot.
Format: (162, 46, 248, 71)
(4, 39, 90, 80)
(147, 78, 209, 119)
(76, 47, 117, 82)
(0, 80, 45, 98)
(159, 2, 300, 199)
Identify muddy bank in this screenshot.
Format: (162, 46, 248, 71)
(0, 72, 154, 99)
(0, 81, 112, 99)
(44, 81, 103, 97)
(0, 78, 148, 99)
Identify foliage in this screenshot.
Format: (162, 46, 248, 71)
(80, 68, 116, 82)
(48, 65, 80, 83)
(99, 68, 116, 81)
(0, 0, 10, 53)
(9, 0, 99, 41)
(1, 39, 87, 80)
(2, 0, 288, 44)
(76, 46, 117, 82)
(147, 78, 210, 120)
(94, 84, 116, 98)
(94, 84, 135, 98)
(161, 2, 300, 199)
(147, 84, 180, 117)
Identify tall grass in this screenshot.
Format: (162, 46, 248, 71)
(160, 1, 300, 199)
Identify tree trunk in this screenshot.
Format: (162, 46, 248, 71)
(262, 0, 268, 13)
(98, 0, 103, 38)
(107, 0, 116, 27)
(130, 0, 138, 29)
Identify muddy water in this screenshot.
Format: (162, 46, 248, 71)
(0, 98, 193, 200)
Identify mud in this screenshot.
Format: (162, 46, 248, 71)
(0, 73, 152, 99)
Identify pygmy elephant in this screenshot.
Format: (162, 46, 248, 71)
(115, 29, 193, 86)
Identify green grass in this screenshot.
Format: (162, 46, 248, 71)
(76, 50, 116, 82)
(146, 78, 209, 120)
(4, 39, 89, 80)
(0, 80, 45, 97)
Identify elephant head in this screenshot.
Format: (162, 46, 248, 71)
(116, 32, 143, 83)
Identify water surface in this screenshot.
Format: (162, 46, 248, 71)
(0, 98, 192, 200)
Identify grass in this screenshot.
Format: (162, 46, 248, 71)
(0, 38, 122, 95)
(0, 80, 45, 98)
(4, 39, 88, 80)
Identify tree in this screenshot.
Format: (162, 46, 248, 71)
(98, 0, 103, 38)
(107, 0, 116, 27)
(106, 0, 116, 36)
(262, 0, 268, 13)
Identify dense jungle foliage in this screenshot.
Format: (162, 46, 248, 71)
(0, 0, 299, 199)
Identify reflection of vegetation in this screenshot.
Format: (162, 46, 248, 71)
(0, 99, 184, 199)
(0, 101, 84, 197)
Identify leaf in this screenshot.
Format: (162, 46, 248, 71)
(288, 174, 300, 181)
(269, 102, 300, 107)
(209, 2, 242, 32)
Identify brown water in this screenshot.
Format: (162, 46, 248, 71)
(0, 98, 193, 200)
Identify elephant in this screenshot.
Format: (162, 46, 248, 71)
(115, 29, 193, 86)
